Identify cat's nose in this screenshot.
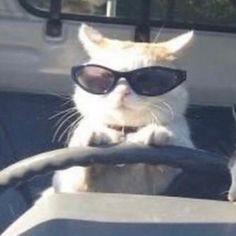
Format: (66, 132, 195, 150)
(115, 84, 131, 97)
(115, 78, 131, 97)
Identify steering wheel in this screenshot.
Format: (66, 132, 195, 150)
(0, 144, 229, 195)
(0, 145, 233, 236)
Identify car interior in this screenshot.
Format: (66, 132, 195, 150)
(1, 0, 236, 235)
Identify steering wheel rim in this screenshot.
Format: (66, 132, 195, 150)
(0, 144, 229, 195)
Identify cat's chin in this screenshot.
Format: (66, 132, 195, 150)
(114, 103, 132, 110)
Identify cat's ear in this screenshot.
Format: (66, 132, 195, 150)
(160, 31, 194, 54)
(78, 24, 107, 57)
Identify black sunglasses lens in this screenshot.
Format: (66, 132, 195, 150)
(132, 68, 184, 96)
(74, 66, 115, 94)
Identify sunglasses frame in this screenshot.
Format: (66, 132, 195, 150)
(71, 64, 187, 96)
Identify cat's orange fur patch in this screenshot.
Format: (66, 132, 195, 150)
(97, 38, 171, 61)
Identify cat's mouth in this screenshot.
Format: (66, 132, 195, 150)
(116, 103, 132, 110)
(109, 94, 135, 110)
(112, 99, 135, 111)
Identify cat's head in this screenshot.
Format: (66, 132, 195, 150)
(73, 24, 193, 127)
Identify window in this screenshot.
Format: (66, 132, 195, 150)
(61, 0, 144, 19)
(23, 0, 143, 19)
(19, 0, 236, 34)
(150, 0, 236, 27)
(62, 0, 107, 16)
(24, 0, 50, 11)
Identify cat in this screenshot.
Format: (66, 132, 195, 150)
(51, 24, 194, 195)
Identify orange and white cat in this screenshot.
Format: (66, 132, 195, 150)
(52, 24, 194, 194)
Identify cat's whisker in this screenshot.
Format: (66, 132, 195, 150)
(53, 109, 78, 127)
(149, 110, 161, 126)
(149, 102, 175, 121)
(150, 116, 157, 126)
(148, 103, 167, 121)
(60, 99, 74, 107)
(52, 112, 77, 131)
(148, 103, 166, 112)
(160, 101, 175, 120)
(49, 107, 76, 120)
(147, 101, 165, 110)
(58, 117, 82, 143)
(55, 111, 78, 132)
(47, 92, 74, 107)
(64, 116, 84, 144)
(64, 124, 77, 144)
(65, 115, 84, 144)
(52, 112, 79, 142)
(53, 112, 76, 128)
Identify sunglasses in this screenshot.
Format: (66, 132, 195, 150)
(71, 64, 186, 96)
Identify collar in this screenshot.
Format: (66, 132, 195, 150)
(107, 124, 139, 135)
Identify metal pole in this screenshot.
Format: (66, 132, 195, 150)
(106, 0, 116, 17)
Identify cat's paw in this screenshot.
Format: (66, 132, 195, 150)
(126, 124, 172, 146)
(74, 127, 124, 146)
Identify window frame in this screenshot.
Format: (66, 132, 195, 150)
(18, 0, 236, 37)
(18, 0, 139, 25)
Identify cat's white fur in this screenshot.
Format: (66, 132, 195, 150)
(50, 25, 194, 195)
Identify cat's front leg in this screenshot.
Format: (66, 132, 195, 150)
(126, 124, 173, 146)
(53, 124, 124, 194)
